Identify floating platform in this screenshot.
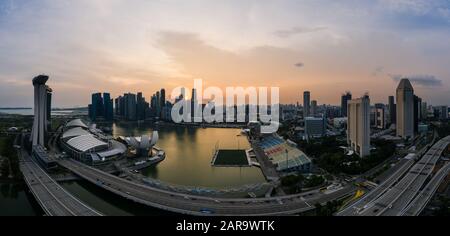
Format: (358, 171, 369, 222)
(211, 149, 252, 167)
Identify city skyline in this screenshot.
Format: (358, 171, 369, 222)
(1, 0, 450, 107)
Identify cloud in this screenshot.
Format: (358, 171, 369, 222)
(273, 26, 327, 38)
(1, 0, 450, 106)
(372, 66, 384, 76)
(390, 74, 443, 87)
(156, 31, 305, 89)
(379, 0, 433, 15)
(294, 62, 304, 68)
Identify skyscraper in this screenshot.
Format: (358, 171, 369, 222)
(437, 106, 449, 120)
(311, 100, 318, 116)
(341, 92, 352, 117)
(160, 89, 166, 112)
(417, 97, 423, 121)
(303, 91, 310, 118)
(192, 88, 198, 120)
(90, 93, 104, 121)
(137, 92, 145, 120)
(305, 116, 326, 141)
(156, 91, 161, 117)
(347, 95, 370, 157)
(388, 96, 396, 125)
(124, 93, 137, 121)
(413, 95, 420, 134)
(396, 78, 415, 139)
(373, 103, 386, 129)
(421, 102, 428, 120)
(114, 97, 120, 116)
(46, 90, 52, 131)
(118, 96, 126, 117)
(31, 75, 52, 147)
(103, 93, 114, 121)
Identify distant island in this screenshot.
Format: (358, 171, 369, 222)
(0, 107, 88, 111)
(0, 107, 32, 110)
(52, 107, 88, 111)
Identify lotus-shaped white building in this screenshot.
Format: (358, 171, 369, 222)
(119, 132, 159, 157)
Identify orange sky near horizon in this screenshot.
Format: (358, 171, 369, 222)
(1, 0, 449, 107)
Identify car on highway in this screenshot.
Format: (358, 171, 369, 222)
(200, 208, 215, 214)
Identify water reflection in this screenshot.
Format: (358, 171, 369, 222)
(112, 123, 266, 188)
(0, 183, 42, 216)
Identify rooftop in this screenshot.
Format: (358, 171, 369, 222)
(62, 127, 91, 140)
(32, 75, 49, 85)
(66, 119, 88, 129)
(66, 134, 108, 153)
(397, 78, 414, 91)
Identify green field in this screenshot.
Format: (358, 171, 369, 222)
(213, 150, 249, 166)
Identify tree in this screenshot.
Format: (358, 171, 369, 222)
(304, 175, 325, 188)
(433, 197, 450, 216)
(315, 200, 341, 216)
(1, 159, 10, 178)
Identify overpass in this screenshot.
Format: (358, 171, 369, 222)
(57, 158, 355, 216)
(18, 145, 102, 216)
(401, 162, 450, 216)
(337, 136, 450, 216)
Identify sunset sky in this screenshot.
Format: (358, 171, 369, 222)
(1, 0, 450, 107)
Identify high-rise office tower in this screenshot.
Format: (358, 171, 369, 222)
(304, 116, 326, 141)
(311, 100, 318, 116)
(124, 93, 137, 121)
(156, 91, 161, 117)
(417, 97, 423, 121)
(438, 106, 449, 120)
(90, 93, 104, 121)
(192, 88, 198, 119)
(373, 103, 386, 129)
(347, 95, 371, 157)
(413, 95, 420, 134)
(31, 75, 52, 147)
(396, 78, 415, 139)
(303, 91, 310, 118)
(421, 102, 428, 120)
(103, 93, 114, 121)
(137, 92, 145, 120)
(46, 90, 52, 131)
(119, 96, 126, 116)
(341, 92, 352, 117)
(114, 97, 120, 116)
(388, 96, 396, 125)
(160, 89, 166, 110)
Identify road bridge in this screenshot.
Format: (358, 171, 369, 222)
(18, 145, 102, 216)
(58, 158, 354, 216)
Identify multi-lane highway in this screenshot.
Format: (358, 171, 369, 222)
(337, 158, 416, 216)
(338, 136, 450, 216)
(402, 162, 450, 216)
(19, 148, 102, 216)
(58, 158, 355, 216)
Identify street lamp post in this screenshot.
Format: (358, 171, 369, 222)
(286, 149, 289, 170)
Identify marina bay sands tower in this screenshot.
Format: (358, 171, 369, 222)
(31, 75, 52, 146)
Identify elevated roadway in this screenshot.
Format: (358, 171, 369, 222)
(58, 158, 355, 216)
(337, 136, 450, 216)
(19, 148, 102, 216)
(401, 162, 450, 216)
